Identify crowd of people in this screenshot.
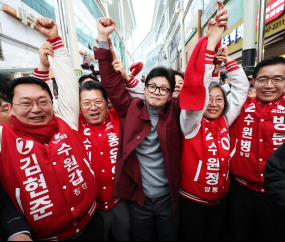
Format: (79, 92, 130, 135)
(1, 1, 285, 241)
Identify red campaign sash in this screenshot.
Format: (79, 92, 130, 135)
(180, 116, 230, 204)
(78, 110, 121, 210)
(0, 117, 98, 240)
(230, 94, 285, 191)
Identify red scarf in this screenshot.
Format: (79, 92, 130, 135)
(11, 115, 57, 144)
(181, 37, 222, 111)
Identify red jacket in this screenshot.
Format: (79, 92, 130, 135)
(95, 49, 182, 212)
(78, 110, 121, 210)
(230, 94, 285, 192)
(180, 117, 230, 204)
(0, 117, 98, 241)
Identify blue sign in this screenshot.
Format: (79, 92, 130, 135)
(223, 23, 244, 46)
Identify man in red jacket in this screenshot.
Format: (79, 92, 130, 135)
(0, 18, 103, 241)
(229, 56, 285, 240)
(95, 17, 181, 241)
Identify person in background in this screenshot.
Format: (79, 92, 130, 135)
(248, 83, 256, 98)
(172, 70, 184, 99)
(79, 75, 100, 85)
(229, 56, 285, 240)
(141, 75, 146, 84)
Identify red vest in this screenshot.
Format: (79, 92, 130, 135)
(180, 117, 230, 205)
(0, 117, 98, 241)
(78, 109, 120, 211)
(230, 95, 285, 192)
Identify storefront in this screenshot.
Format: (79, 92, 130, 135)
(222, 0, 285, 63)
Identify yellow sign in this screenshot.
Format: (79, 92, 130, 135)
(223, 12, 285, 54)
(75, 70, 82, 78)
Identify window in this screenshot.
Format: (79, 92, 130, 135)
(82, 0, 104, 19)
(22, 0, 55, 21)
(80, 1, 117, 48)
(74, 15, 97, 50)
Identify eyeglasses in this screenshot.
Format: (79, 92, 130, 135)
(146, 84, 170, 96)
(209, 98, 225, 105)
(255, 77, 285, 85)
(81, 100, 105, 109)
(13, 101, 52, 111)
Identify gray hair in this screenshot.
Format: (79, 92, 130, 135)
(208, 82, 229, 117)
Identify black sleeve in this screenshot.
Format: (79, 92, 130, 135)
(0, 182, 32, 240)
(264, 141, 285, 214)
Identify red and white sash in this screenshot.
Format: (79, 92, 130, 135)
(0, 117, 98, 241)
(78, 109, 120, 210)
(230, 95, 285, 192)
(180, 116, 230, 204)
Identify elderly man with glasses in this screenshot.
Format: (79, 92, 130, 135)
(229, 56, 285, 240)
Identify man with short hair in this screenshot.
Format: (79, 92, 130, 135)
(0, 17, 102, 241)
(96, 17, 180, 241)
(229, 56, 285, 240)
(94, 10, 228, 239)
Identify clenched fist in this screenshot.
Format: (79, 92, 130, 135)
(36, 17, 59, 40)
(97, 17, 116, 41)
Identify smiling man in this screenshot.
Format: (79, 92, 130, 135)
(229, 56, 285, 240)
(0, 18, 102, 241)
(95, 17, 182, 241)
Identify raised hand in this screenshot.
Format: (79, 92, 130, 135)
(94, 36, 117, 60)
(38, 41, 54, 71)
(97, 17, 116, 41)
(112, 60, 130, 81)
(206, 1, 228, 50)
(36, 17, 59, 40)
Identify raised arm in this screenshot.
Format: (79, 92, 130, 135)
(180, 52, 216, 138)
(211, 45, 248, 127)
(35, 18, 79, 131)
(224, 59, 249, 127)
(180, 1, 228, 138)
(96, 38, 146, 100)
(95, 17, 132, 118)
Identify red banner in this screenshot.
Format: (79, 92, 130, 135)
(256, 0, 285, 28)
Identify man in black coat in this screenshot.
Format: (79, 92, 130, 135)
(0, 182, 32, 241)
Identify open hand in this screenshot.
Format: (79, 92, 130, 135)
(36, 17, 59, 40)
(206, 1, 228, 50)
(97, 17, 116, 41)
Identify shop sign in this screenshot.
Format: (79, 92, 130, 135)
(75, 70, 82, 78)
(222, 23, 244, 46)
(3, 4, 36, 29)
(256, 0, 285, 28)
